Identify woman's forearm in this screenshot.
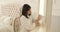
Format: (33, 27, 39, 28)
(32, 20, 39, 27)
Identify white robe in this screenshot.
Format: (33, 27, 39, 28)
(19, 15, 35, 32)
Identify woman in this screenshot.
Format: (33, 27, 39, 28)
(19, 4, 41, 32)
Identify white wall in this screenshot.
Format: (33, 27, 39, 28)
(52, 0, 60, 16)
(51, 0, 60, 32)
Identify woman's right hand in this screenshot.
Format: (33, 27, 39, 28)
(35, 20, 40, 26)
(35, 15, 42, 26)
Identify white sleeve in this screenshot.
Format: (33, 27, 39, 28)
(20, 17, 35, 30)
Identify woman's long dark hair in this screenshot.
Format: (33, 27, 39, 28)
(22, 4, 31, 18)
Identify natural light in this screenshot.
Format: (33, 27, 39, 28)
(39, 0, 45, 16)
(39, 0, 45, 32)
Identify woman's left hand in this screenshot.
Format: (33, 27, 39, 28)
(37, 15, 42, 21)
(27, 30, 30, 32)
(35, 15, 42, 26)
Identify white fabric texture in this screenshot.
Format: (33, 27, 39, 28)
(0, 16, 14, 32)
(0, 3, 21, 32)
(19, 15, 35, 32)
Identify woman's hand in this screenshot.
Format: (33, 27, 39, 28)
(27, 30, 30, 32)
(35, 15, 41, 23)
(35, 15, 42, 26)
(37, 15, 41, 21)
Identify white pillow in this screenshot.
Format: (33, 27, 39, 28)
(0, 16, 14, 32)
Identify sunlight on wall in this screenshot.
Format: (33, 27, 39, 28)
(39, 0, 44, 16)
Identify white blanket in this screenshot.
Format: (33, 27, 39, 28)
(0, 16, 14, 32)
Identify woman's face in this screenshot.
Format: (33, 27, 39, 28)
(27, 9, 31, 16)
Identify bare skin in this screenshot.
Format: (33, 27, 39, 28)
(35, 15, 42, 26)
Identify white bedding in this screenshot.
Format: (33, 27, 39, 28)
(0, 16, 14, 32)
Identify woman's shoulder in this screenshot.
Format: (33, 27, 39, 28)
(20, 15, 26, 20)
(20, 15, 25, 18)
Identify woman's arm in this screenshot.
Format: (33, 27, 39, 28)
(20, 16, 35, 31)
(34, 15, 42, 27)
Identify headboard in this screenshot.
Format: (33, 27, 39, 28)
(1, 3, 22, 32)
(1, 3, 21, 18)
